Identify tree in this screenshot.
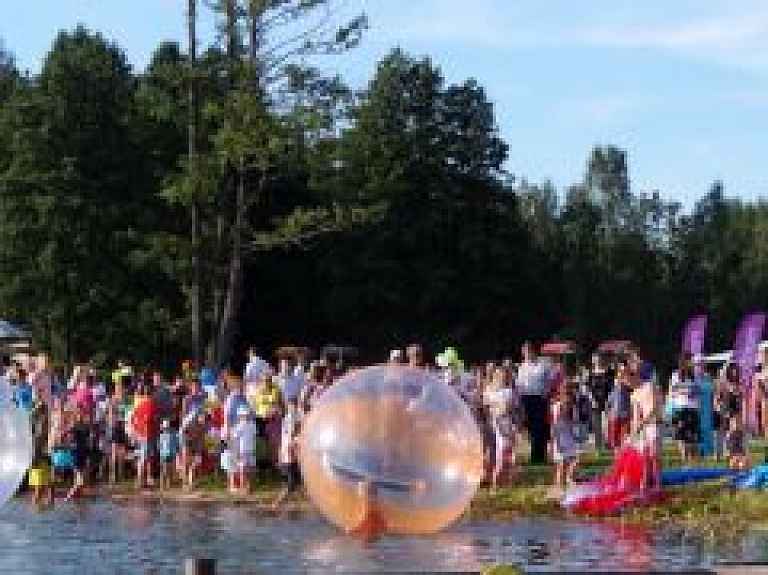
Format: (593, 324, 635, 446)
(0, 28, 182, 365)
(0, 39, 18, 104)
(314, 49, 537, 356)
(158, 0, 367, 367)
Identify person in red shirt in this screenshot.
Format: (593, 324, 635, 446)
(131, 384, 158, 489)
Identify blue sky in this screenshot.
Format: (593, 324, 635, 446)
(3, 0, 768, 208)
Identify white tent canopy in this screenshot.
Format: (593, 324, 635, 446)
(702, 340, 768, 364)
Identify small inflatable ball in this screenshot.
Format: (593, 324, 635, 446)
(299, 365, 484, 536)
(0, 380, 33, 504)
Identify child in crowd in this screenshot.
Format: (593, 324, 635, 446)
(713, 394, 727, 461)
(551, 389, 580, 495)
(29, 400, 53, 507)
(131, 385, 158, 490)
(66, 409, 91, 501)
(484, 367, 520, 490)
(573, 378, 593, 446)
(724, 416, 749, 470)
(231, 406, 264, 494)
(607, 366, 632, 449)
(158, 420, 179, 490)
(273, 398, 302, 509)
(638, 403, 663, 492)
(180, 410, 207, 490)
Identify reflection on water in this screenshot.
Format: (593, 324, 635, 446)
(0, 500, 765, 574)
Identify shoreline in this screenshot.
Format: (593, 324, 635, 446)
(57, 478, 767, 536)
(31, 442, 768, 532)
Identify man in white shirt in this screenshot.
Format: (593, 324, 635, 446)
(516, 342, 552, 465)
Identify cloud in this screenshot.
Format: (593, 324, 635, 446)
(366, 0, 768, 75)
(369, 0, 513, 46)
(577, 8, 768, 75)
(558, 94, 654, 124)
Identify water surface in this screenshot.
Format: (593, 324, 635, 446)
(0, 501, 766, 573)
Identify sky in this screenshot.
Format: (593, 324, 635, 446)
(3, 0, 768, 208)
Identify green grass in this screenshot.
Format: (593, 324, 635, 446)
(469, 438, 768, 531)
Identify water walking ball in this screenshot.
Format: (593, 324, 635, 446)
(299, 365, 484, 536)
(0, 381, 33, 504)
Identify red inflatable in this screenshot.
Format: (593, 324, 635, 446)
(562, 440, 664, 515)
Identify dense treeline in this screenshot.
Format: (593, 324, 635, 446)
(0, 3, 766, 370)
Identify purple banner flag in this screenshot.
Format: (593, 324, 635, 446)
(681, 315, 708, 357)
(732, 312, 766, 385)
(732, 312, 766, 432)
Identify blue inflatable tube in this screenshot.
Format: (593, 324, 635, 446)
(732, 465, 768, 489)
(661, 467, 738, 486)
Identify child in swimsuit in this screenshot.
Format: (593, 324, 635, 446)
(29, 400, 53, 506)
(551, 389, 580, 494)
(158, 420, 179, 490)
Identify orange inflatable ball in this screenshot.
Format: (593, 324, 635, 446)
(299, 365, 484, 537)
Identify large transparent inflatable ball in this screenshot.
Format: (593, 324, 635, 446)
(0, 379, 33, 505)
(299, 365, 484, 536)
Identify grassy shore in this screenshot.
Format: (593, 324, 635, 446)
(471, 439, 768, 533)
(60, 438, 768, 533)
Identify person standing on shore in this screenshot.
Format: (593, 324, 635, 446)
(272, 398, 302, 509)
(29, 353, 53, 409)
(244, 348, 270, 393)
(607, 363, 632, 450)
(131, 385, 158, 489)
(587, 354, 613, 452)
(754, 349, 768, 437)
(516, 343, 552, 465)
(158, 420, 179, 490)
(484, 366, 520, 489)
(695, 358, 716, 458)
(276, 358, 304, 404)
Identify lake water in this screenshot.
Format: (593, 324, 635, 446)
(0, 500, 766, 573)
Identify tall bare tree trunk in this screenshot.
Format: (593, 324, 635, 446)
(187, 0, 204, 367)
(214, 0, 245, 368)
(216, 159, 246, 367)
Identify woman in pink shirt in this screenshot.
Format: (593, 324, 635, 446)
(72, 375, 95, 417)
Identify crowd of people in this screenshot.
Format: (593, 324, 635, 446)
(0, 341, 762, 507)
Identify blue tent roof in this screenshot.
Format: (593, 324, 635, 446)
(0, 320, 29, 341)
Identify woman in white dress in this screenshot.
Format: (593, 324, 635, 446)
(484, 367, 520, 489)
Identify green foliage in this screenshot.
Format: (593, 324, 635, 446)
(0, 28, 184, 365)
(0, 18, 767, 368)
